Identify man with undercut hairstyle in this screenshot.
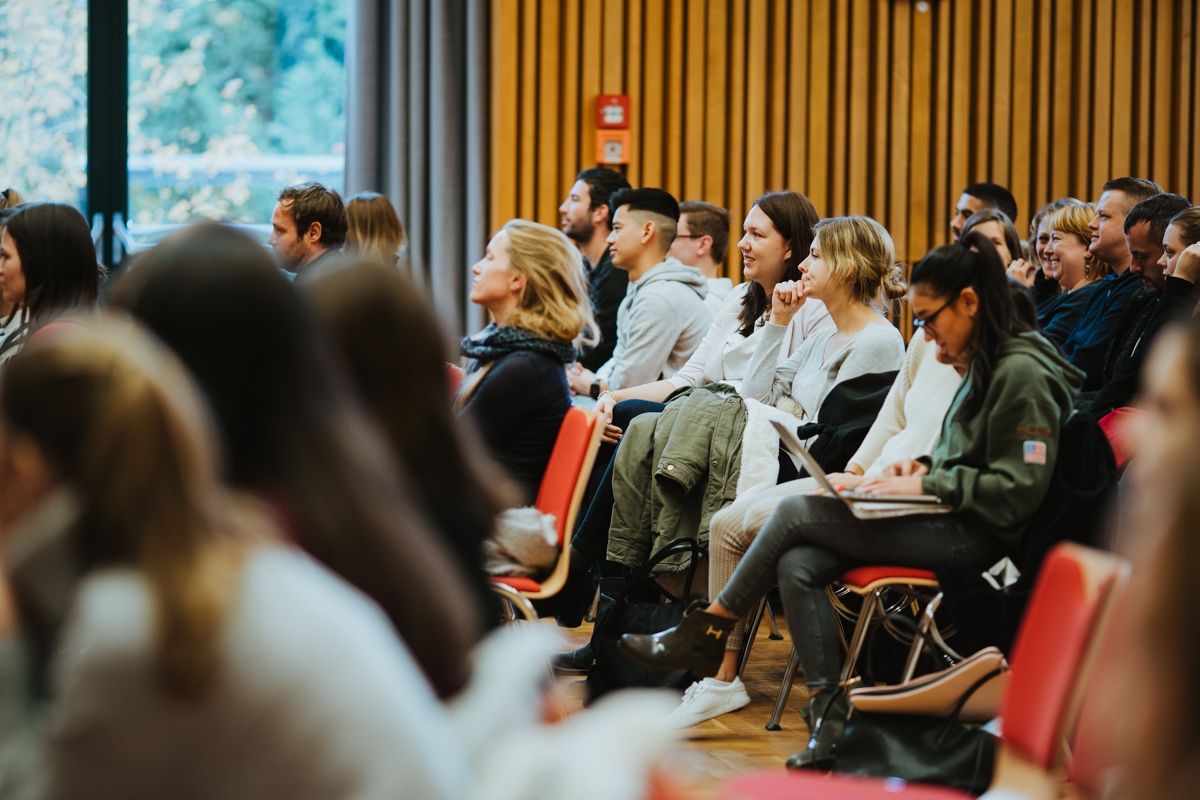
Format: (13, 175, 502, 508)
(950, 182, 1019, 241)
(268, 181, 350, 280)
(1060, 177, 1163, 387)
(567, 188, 712, 399)
(1076, 192, 1192, 418)
(559, 167, 632, 371)
(670, 201, 733, 316)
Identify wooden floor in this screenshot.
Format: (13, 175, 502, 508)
(545, 609, 811, 796)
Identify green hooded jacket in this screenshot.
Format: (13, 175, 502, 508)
(919, 332, 1084, 550)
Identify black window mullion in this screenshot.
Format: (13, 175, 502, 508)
(86, 1, 128, 269)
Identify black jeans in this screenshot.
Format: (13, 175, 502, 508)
(571, 399, 666, 565)
(716, 496, 1004, 692)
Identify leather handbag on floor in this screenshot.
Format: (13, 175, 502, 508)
(802, 669, 998, 794)
(585, 537, 702, 703)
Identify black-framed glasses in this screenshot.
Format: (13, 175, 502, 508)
(913, 296, 957, 330)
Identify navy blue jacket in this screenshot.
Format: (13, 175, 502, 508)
(1037, 280, 1105, 348)
(1060, 270, 1145, 386)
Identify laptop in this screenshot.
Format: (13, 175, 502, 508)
(770, 418, 951, 520)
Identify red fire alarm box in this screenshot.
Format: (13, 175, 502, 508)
(596, 129, 631, 164)
(596, 94, 630, 128)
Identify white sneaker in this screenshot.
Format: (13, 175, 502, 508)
(669, 677, 751, 727)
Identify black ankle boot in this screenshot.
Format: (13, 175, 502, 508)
(551, 643, 595, 675)
(787, 689, 848, 771)
(616, 600, 736, 678)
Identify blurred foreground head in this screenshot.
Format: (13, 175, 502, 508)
(110, 224, 482, 697)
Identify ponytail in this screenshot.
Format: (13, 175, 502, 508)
(910, 232, 1030, 420)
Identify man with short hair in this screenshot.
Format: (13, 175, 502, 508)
(1076, 192, 1192, 418)
(950, 182, 1019, 241)
(669, 201, 733, 316)
(268, 182, 350, 279)
(559, 167, 632, 371)
(1060, 177, 1164, 384)
(567, 188, 711, 399)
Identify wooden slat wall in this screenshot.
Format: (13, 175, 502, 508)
(490, 0, 1200, 334)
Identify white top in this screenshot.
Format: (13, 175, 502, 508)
(667, 281, 833, 393)
(846, 331, 964, 478)
(8, 540, 469, 800)
(703, 277, 734, 317)
(743, 321, 907, 424)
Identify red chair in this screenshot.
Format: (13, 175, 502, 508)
(490, 407, 604, 614)
(1097, 407, 1140, 473)
(765, 567, 946, 730)
(720, 542, 1131, 800)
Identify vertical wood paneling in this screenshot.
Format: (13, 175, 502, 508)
(490, 0, 1200, 292)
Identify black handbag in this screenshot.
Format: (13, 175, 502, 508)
(806, 670, 998, 794)
(585, 537, 702, 703)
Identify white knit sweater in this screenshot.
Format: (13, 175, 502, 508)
(846, 331, 964, 478)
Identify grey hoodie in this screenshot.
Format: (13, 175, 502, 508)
(596, 257, 713, 390)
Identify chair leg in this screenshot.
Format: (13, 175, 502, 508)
(839, 590, 881, 684)
(737, 597, 768, 677)
(766, 647, 802, 731)
(765, 598, 784, 640)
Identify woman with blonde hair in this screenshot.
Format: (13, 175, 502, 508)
(344, 192, 407, 266)
(1036, 202, 1108, 346)
(459, 219, 597, 501)
(0, 322, 468, 797)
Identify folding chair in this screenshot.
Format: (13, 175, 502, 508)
(719, 542, 1131, 800)
(490, 407, 604, 620)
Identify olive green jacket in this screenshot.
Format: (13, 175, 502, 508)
(608, 385, 746, 573)
(919, 332, 1084, 550)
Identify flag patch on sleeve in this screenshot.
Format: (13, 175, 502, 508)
(1023, 440, 1047, 465)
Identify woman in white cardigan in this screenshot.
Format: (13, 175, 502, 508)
(591, 191, 833, 443)
(0, 323, 469, 800)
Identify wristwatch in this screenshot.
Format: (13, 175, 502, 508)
(589, 381, 601, 399)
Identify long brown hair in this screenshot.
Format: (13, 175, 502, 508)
(109, 223, 483, 698)
(306, 261, 517, 616)
(1, 321, 263, 697)
(345, 192, 406, 264)
(738, 192, 819, 337)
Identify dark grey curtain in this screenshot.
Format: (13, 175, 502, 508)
(345, 0, 489, 336)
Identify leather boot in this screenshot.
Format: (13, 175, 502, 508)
(617, 600, 736, 678)
(787, 689, 848, 771)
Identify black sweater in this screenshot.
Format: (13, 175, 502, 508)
(463, 350, 571, 502)
(578, 249, 629, 372)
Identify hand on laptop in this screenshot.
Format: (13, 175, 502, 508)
(856, 476, 925, 496)
(881, 458, 929, 478)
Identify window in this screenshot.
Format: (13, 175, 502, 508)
(0, 0, 88, 208)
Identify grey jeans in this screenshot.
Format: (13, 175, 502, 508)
(715, 495, 1004, 692)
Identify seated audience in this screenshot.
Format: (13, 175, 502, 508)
(110, 224, 481, 699)
(343, 191, 407, 267)
(662, 325, 961, 726)
(1076, 193, 1192, 418)
(268, 182, 351, 280)
(567, 188, 712, 399)
(669, 201, 735, 315)
(306, 260, 515, 625)
(0, 188, 22, 208)
(552, 192, 832, 638)
(1007, 197, 1085, 303)
(960, 207, 1023, 267)
(559, 167, 631, 371)
(458, 219, 597, 502)
(621, 232, 1081, 767)
(1033, 203, 1106, 346)
(1060, 177, 1162, 383)
(0, 203, 102, 365)
(0, 323, 469, 799)
(740, 215, 906, 430)
(1159, 208, 1200, 311)
(950, 182, 1019, 241)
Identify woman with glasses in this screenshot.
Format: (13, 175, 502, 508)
(620, 233, 1082, 759)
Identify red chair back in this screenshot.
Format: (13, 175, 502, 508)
(1097, 407, 1140, 471)
(535, 407, 599, 546)
(999, 542, 1129, 769)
